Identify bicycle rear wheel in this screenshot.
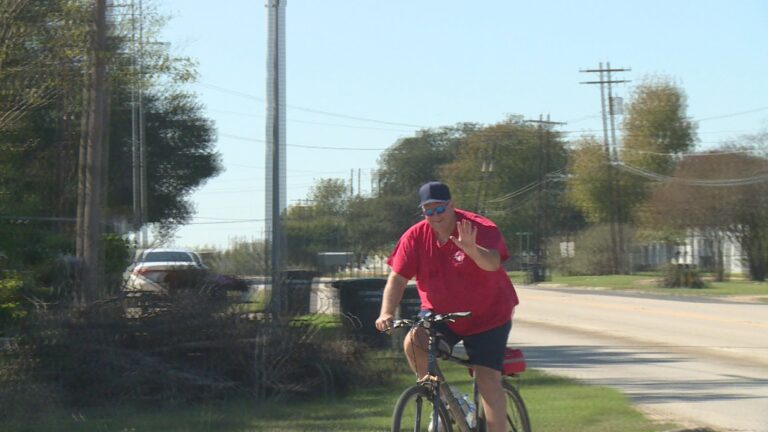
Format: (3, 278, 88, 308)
(477, 379, 531, 432)
(392, 385, 453, 432)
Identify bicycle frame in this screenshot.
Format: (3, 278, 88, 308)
(390, 311, 531, 432)
(397, 311, 476, 432)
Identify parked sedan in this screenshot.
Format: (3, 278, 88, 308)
(123, 248, 208, 294)
(122, 248, 249, 318)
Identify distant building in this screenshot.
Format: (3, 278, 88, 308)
(635, 229, 745, 275)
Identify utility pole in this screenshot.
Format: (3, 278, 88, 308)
(580, 62, 630, 274)
(130, 0, 147, 249)
(138, 0, 148, 249)
(131, 0, 139, 246)
(76, 0, 109, 304)
(525, 115, 565, 282)
(475, 143, 497, 214)
(266, 0, 287, 314)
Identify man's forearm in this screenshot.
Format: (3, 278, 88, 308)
(380, 271, 408, 316)
(465, 245, 501, 271)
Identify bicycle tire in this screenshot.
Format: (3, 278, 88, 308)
(477, 379, 531, 432)
(392, 384, 453, 432)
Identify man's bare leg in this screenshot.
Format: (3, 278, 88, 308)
(475, 365, 506, 432)
(403, 327, 429, 378)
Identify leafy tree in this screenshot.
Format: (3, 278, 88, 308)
(346, 195, 392, 257)
(567, 137, 614, 223)
(438, 117, 576, 274)
(284, 179, 350, 267)
(375, 125, 468, 239)
(567, 78, 697, 274)
(0, 1, 219, 296)
(377, 125, 469, 196)
(309, 178, 349, 217)
(621, 76, 697, 173)
(0, 273, 26, 336)
(619, 76, 698, 232)
(642, 149, 768, 281)
(287, 124, 468, 265)
(0, 0, 88, 271)
(108, 89, 221, 229)
(566, 136, 644, 274)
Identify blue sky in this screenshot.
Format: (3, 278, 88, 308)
(157, 0, 768, 249)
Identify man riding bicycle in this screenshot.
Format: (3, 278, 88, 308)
(375, 181, 520, 432)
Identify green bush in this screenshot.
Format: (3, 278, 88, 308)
(104, 234, 130, 292)
(0, 273, 27, 336)
(549, 224, 634, 276)
(660, 263, 706, 288)
(204, 239, 267, 276)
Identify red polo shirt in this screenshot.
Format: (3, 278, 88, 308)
(387, 209, 519, 335)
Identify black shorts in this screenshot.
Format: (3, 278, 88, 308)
(433, 320, 512, 372)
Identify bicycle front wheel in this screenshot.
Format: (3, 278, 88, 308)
(477, 379, 531, 432)
(392, 385, 453, 432)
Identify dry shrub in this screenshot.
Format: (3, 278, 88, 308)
(0, 288, 379, 418)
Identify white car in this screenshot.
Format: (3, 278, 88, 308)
(123, 248, 207, 294)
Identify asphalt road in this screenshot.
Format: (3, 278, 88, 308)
(511, 285, 768, 432)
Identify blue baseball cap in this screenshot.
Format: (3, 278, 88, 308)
(418, 181, 451, 206)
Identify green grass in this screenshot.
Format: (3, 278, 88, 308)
(512, 271, 768, 300)
(12, 356, 680, 432)
(521, 370, 679, 432)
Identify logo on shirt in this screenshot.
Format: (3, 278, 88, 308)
(453, 251, 466, 263)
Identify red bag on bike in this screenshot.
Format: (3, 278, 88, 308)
(469, 348, 526, 377)
(502, 348, 526, 375)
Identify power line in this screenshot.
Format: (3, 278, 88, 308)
(203, 76, 765, 139)
(485, 169, 565, 203)
(197, 82, 427, 129)
(697, 106, 768, 122)
(207, 108, 416, 133)
(218, 133, 387, 151)
(186, 218, 266, 225)
(621, 148, 763, 157)
(613, 160, 768, 187)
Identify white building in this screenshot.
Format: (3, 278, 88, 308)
(635, 230, 746, 275)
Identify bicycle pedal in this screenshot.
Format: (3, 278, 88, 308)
(416, 374, 439, 385)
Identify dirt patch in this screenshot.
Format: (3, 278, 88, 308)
(722, 295, 768, 304)
(636, 278, 660, 286)
(636, 406, 719, 432)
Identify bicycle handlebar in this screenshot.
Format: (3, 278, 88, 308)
(389, 310, 472, 330)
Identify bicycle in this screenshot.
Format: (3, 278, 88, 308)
(387, 310, 531, 432)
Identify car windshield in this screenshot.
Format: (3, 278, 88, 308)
(141, 251, 194, 263)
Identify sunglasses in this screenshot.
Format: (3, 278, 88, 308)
(423, 205, 448, 217)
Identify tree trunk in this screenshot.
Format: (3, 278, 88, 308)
(714, 232, 725, 282)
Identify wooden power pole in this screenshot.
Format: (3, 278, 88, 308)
(580, 62, 631, 274)
(76, 0, 109, 304)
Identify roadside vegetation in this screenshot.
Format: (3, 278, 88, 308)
(1, 3, 764, 432)
(515, 271, 768, 301)
(7, 354, 680, 432)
